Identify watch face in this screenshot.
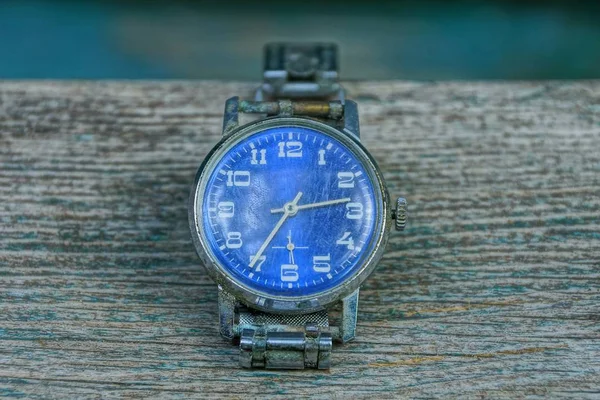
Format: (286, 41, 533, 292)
(195, 123, 383, 299)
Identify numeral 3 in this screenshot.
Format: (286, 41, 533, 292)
(345, 202, 363, 219)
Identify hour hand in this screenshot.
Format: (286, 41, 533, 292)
(271, 197, 351, 214)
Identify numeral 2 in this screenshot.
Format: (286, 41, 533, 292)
(337, 172, 354, 188)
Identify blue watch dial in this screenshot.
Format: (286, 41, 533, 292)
(200, 125, 380, 297)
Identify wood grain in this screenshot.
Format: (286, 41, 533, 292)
(0, 81, 599, 399)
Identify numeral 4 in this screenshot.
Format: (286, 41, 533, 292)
(281, 264, 299, 282)
(336, 231, 355, 250)
(337, 172, 354, 188)
(226, 170, 250, 187)
(225, 232, 243, 249)
(345, 202, 363, 219)
(248, 255, 266, 272)
(278, 141, 303, 158)
(313, 254, 331, 273)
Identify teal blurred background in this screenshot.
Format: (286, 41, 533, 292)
(1, 0, 599, 80)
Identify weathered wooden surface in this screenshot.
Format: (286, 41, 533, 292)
(0, 81, 599, 399)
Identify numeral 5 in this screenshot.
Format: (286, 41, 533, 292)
(313, 254, 331, 273)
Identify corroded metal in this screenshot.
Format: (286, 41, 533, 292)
(222, 96, 240, 135)
(257, 42, 343, 101)
(339, 289, 359, 343)
(238, 100, 344, 119)
(341, 99, 360, 138)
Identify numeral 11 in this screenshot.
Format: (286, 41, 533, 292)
(251, 149, 267, 165)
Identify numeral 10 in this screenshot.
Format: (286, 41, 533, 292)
(226, 170, 250, 186)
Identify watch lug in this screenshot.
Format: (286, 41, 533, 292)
(342, 100, 360, 139)
(222, 96, 240, 136)
(218, 286, 237, 341)
(339, 288, 359, 343)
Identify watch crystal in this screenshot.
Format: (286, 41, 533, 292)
(199, 125, 380, 297)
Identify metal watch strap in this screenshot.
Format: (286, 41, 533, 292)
(238, 308, 332, 369)
(256, 42, 343, 101)
(228, 43, 348, 369)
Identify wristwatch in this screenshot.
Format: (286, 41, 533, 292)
(189, 43, 407, 369)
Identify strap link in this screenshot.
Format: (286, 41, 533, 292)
(256, 42, 343, 101)
(237, 308, 332, 369)
(240, 329, 332, 369)
(239, 99, 343, 119)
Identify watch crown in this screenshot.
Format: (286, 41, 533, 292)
(393, 197, 408, 231)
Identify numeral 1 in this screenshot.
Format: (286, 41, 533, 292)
(318, 149, 326, 165)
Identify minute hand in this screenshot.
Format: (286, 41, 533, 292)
(250, 192, 303, 268)
(270, 197, 351, 214)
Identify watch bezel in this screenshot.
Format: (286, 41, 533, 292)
(188, 116, 392, 314)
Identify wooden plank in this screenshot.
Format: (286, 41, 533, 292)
(0, 81, 599, 399)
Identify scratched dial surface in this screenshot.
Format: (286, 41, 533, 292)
(200, 125, 379, 297)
